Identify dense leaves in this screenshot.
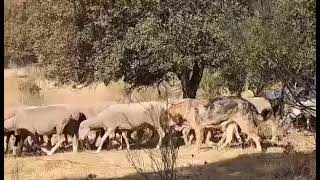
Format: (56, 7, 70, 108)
(4, 0, 315, 98)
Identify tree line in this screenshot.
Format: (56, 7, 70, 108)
(5, 0, 315, 98)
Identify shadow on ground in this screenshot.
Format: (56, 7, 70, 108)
(54, 150, 316, 180)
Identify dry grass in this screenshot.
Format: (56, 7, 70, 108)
(4, 67, 182, 108)
(4, 68, 125, 108)
(5, 145, 315, 180)
(269, 152, 316, 180)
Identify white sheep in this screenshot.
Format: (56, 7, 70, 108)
(75, 101, 118, 119)
(286, 98, 316, 131)
(246, 97, 273, 120)
(4, 106, 38, 155)
(4, 104, 81, 155)
(79, 101, 168, 153)
(73, 101, 118, 149)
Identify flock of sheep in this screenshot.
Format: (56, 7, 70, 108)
(4, 96, 282, 156)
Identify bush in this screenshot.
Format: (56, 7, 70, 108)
(126, 135, 179, 180)
(126, 99, 179, 180)
(200, 70, 233, 98)
(18, 78, 43, 105)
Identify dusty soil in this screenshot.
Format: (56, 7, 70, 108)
(3, 68, 316, 180)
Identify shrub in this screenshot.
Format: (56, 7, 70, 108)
(18, 78, 43, 105)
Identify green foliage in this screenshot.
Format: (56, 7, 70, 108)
(210, 0, 315, 96)
(241, 5, 315, 92)
(27, 0, 77, 85)
(4, 0, 37, 67)
(4, 0, 315, 98)
(200, 70, 230, 98)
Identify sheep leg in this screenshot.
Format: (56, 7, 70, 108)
(12, 135, 21, 156)
(30, 135, 43, 153)
(72, 135, 79, 153)
(4, 136, 8, 154)
(38, 135, 49, 149)
(41, 133, 65, 156)
(182, 129, 188, 145)
(122, 131, 130, 150)
(219, 127, 234, 150)
(62, 134, 68, 147)
(182, 127, 191, 145)
(5, 132, 13, 154)
(19, 135, 26, 154)
(39, 135, 44, 145)
(205, 130, 215, 146)
(95, 129, 114, 153)
(118, 133, 123, 150)
(156, 128, 165, 149)
(194, 128, 204, 152)
(227, 123, 243, 146)
(237, 120, 262, 152)
(23, 134, 40, 154)
(188, 134, 195, 145)
(14, 133, 29, 155)
(267, 120, 279, 144)
(205, 130, 211, 144)
(95, 136, 102, 148)
(25, 136, 34, 152)
(234, 128, 243, 144)
(136, 129, 145, 145)
(47, 134, 53, 148)
(40, 135, 52, 148)
(93, 130, 105, 148)
(217, 131, 227, 147)
(103, 137, 110, 150)
(307, 118, 312, 131)
(93, 131, 100, 148)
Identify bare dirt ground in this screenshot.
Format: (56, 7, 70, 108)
(4, 68, 316, 180)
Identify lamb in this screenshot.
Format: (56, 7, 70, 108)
(216, 121, 243, 150)
(173, 120, 243, 149)
(246, 97, 274, 120)
(79, 101, 168, 153)
(4, 104, 82, 155)
(167, 97, 264, 152)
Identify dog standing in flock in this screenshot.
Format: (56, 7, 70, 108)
(4, 96, 283, 156)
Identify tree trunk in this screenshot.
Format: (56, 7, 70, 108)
(178, 62, 204, 98)
(244, 73, 250, 91)
(244, 80, 249, 92)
